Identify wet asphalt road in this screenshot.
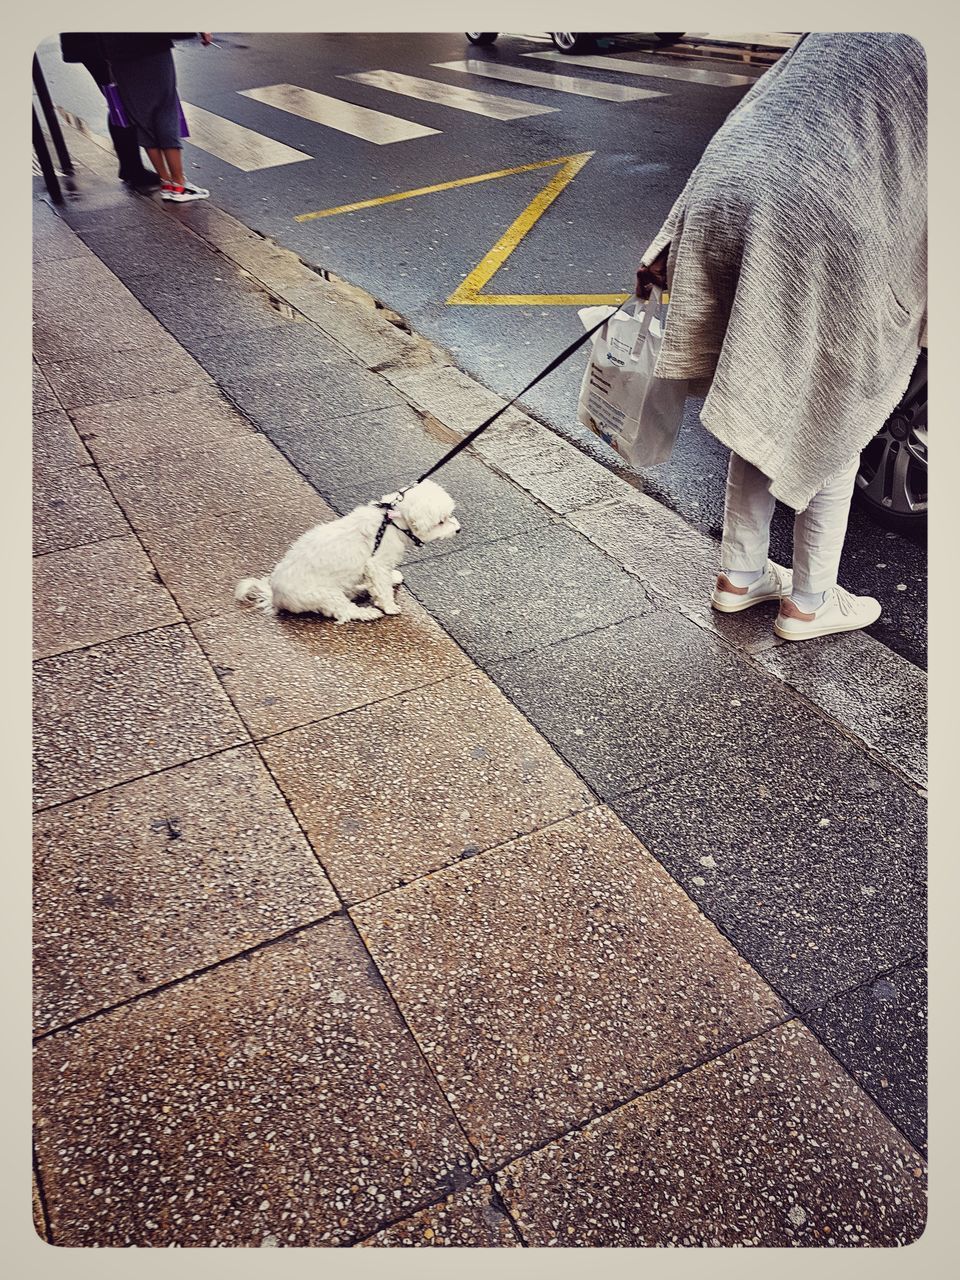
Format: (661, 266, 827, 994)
(37, 32, 927, 667)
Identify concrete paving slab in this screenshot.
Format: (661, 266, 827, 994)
(260, 670, 593, 903)
(495, 1021, 925, 1246)
(33, 746, 339, 1033)
(357, 1184, 518, 1247)
(141, 492, 337, 622)
(472, 416, 634, 515)
(33, 463, 128, 555)
(32, 408, 91, 471)
(33, 536, 181, 660)
(264, 405, 554, 561)
(40, 335, 212, 411)
(804, 960, 926, 1154)
(76, 222, 223, 281)
(56, 186, 157, 232)
(72, 383, 257, 464)
(119, 271, 291, 346)
(32, 255, 167, 362)
(404, 523, 659, 665)
(754, 632, 928, 789)
(32, 361, 60, 414)
(195, 597, 473, 738)
(33, 624, 246, 810)
(33, 200, 93, 263)
(33, 919, 479, 1247)
(98, 434, 314, 532)
(381, 363, 532, 439)
(188, 319, 356, 387)
(487, 609, 831, 797)
(354, 806, 786, 1166)
(218, 358, 408, 435)
(282, 277, 420, 369)
(611, 751, 926, 1011)
(566, 490, 721, 606)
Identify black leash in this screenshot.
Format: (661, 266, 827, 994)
(371, 300, 629, 552)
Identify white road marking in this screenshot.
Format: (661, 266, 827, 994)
(433, 59, 667, 103)
(179, 101, 312, 170)
(522, 50, 759, 87)
(688, 32, 798, 50)
(239, 83, 439, 145)
(340, 69, 558, 120)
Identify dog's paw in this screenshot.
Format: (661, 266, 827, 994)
(391, 570, 404, 586)
(380, 603, 401, 616)
(354, 606, 384, 623)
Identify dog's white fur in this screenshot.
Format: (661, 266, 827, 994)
(235, 479, 459, 623)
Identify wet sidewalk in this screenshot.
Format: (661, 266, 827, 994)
(32, 129, 927, 1248)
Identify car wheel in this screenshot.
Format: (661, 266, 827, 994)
(855, 350, 927, 533)
(550, 33, 595, 53)
(465, 33, 499, 45)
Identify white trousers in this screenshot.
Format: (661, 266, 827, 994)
(720, 452, 859, 596)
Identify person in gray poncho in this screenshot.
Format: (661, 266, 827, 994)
(636, 32, 926, 641)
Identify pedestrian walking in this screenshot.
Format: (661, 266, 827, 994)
(100, 33, 214, 203)
(59, 33, 160, 190)
(636, 32, 926, 641)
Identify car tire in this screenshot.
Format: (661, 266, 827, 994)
(465, 33, 499, 46)
(550, 33, 595, 53)
(854, 350, 928, 533)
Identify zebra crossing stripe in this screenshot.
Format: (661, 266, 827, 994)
(179, 101, 312, 170)
(433, 59, 667, 103)
(239, 83, 440, 145)
(340, 70, 558, 120)
(521, 50, 759, 87)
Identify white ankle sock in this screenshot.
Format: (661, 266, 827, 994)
(723, 567, 764, 588)
(791, 589, 827, 611)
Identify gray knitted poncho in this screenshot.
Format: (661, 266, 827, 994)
(641, 32, 927, 511)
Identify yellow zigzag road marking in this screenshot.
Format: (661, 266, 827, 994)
(295, 151, 628, 305)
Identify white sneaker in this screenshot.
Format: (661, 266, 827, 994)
(711, 560, 792, 613)
(774, 585, 882, 641)
(161, 181, 210, 203)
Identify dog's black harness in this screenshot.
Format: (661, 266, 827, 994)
(368, 302, 626, 555)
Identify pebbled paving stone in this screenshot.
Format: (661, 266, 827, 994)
(33, 624, 246, 810)
(195, 596, 472, 738)
(281, 276, 418, 368)
(33, 255, 167, 361)
(495, 1020, 926, 1247)
(41, 337, 212, 412)
(32, 361, 60, 414)
(261, 669, 593, 903)
(32, 408, 91, 471)
(33, 1176, 47, 1241)
(404, 523, 659, 665)
(72, 383, 256, 464)
(354, 806, 786, 1166)
(33, 463, 128, 555)
(357, 1183, 518, 1247)
(33, 919, 480, 1247)
(76, 222, 221, 281)
(804, 960, 927, 1154)
(611, 751, 926, 1012)
(754, 632, 928, 789)
(33, 746, 338, 1033)
(98, 433, 314, 532)
(141, 491, 337, 621)
(33, 200, 92, 262)
(488, 609, 794, 796)
(33, 536, 181, 660)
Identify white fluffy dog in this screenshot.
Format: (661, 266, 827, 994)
(235, 479, 459, 623)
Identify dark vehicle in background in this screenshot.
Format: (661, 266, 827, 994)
(855, 350, 927, 533)
(466, 33, 685, 53)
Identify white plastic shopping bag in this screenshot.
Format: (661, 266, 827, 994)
(577, 291, 686, 467)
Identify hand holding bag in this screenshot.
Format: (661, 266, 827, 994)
(577, 290, 687, 467)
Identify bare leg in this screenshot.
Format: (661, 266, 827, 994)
(163, 148, 186, 185)
(145, 147, 172, 183)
